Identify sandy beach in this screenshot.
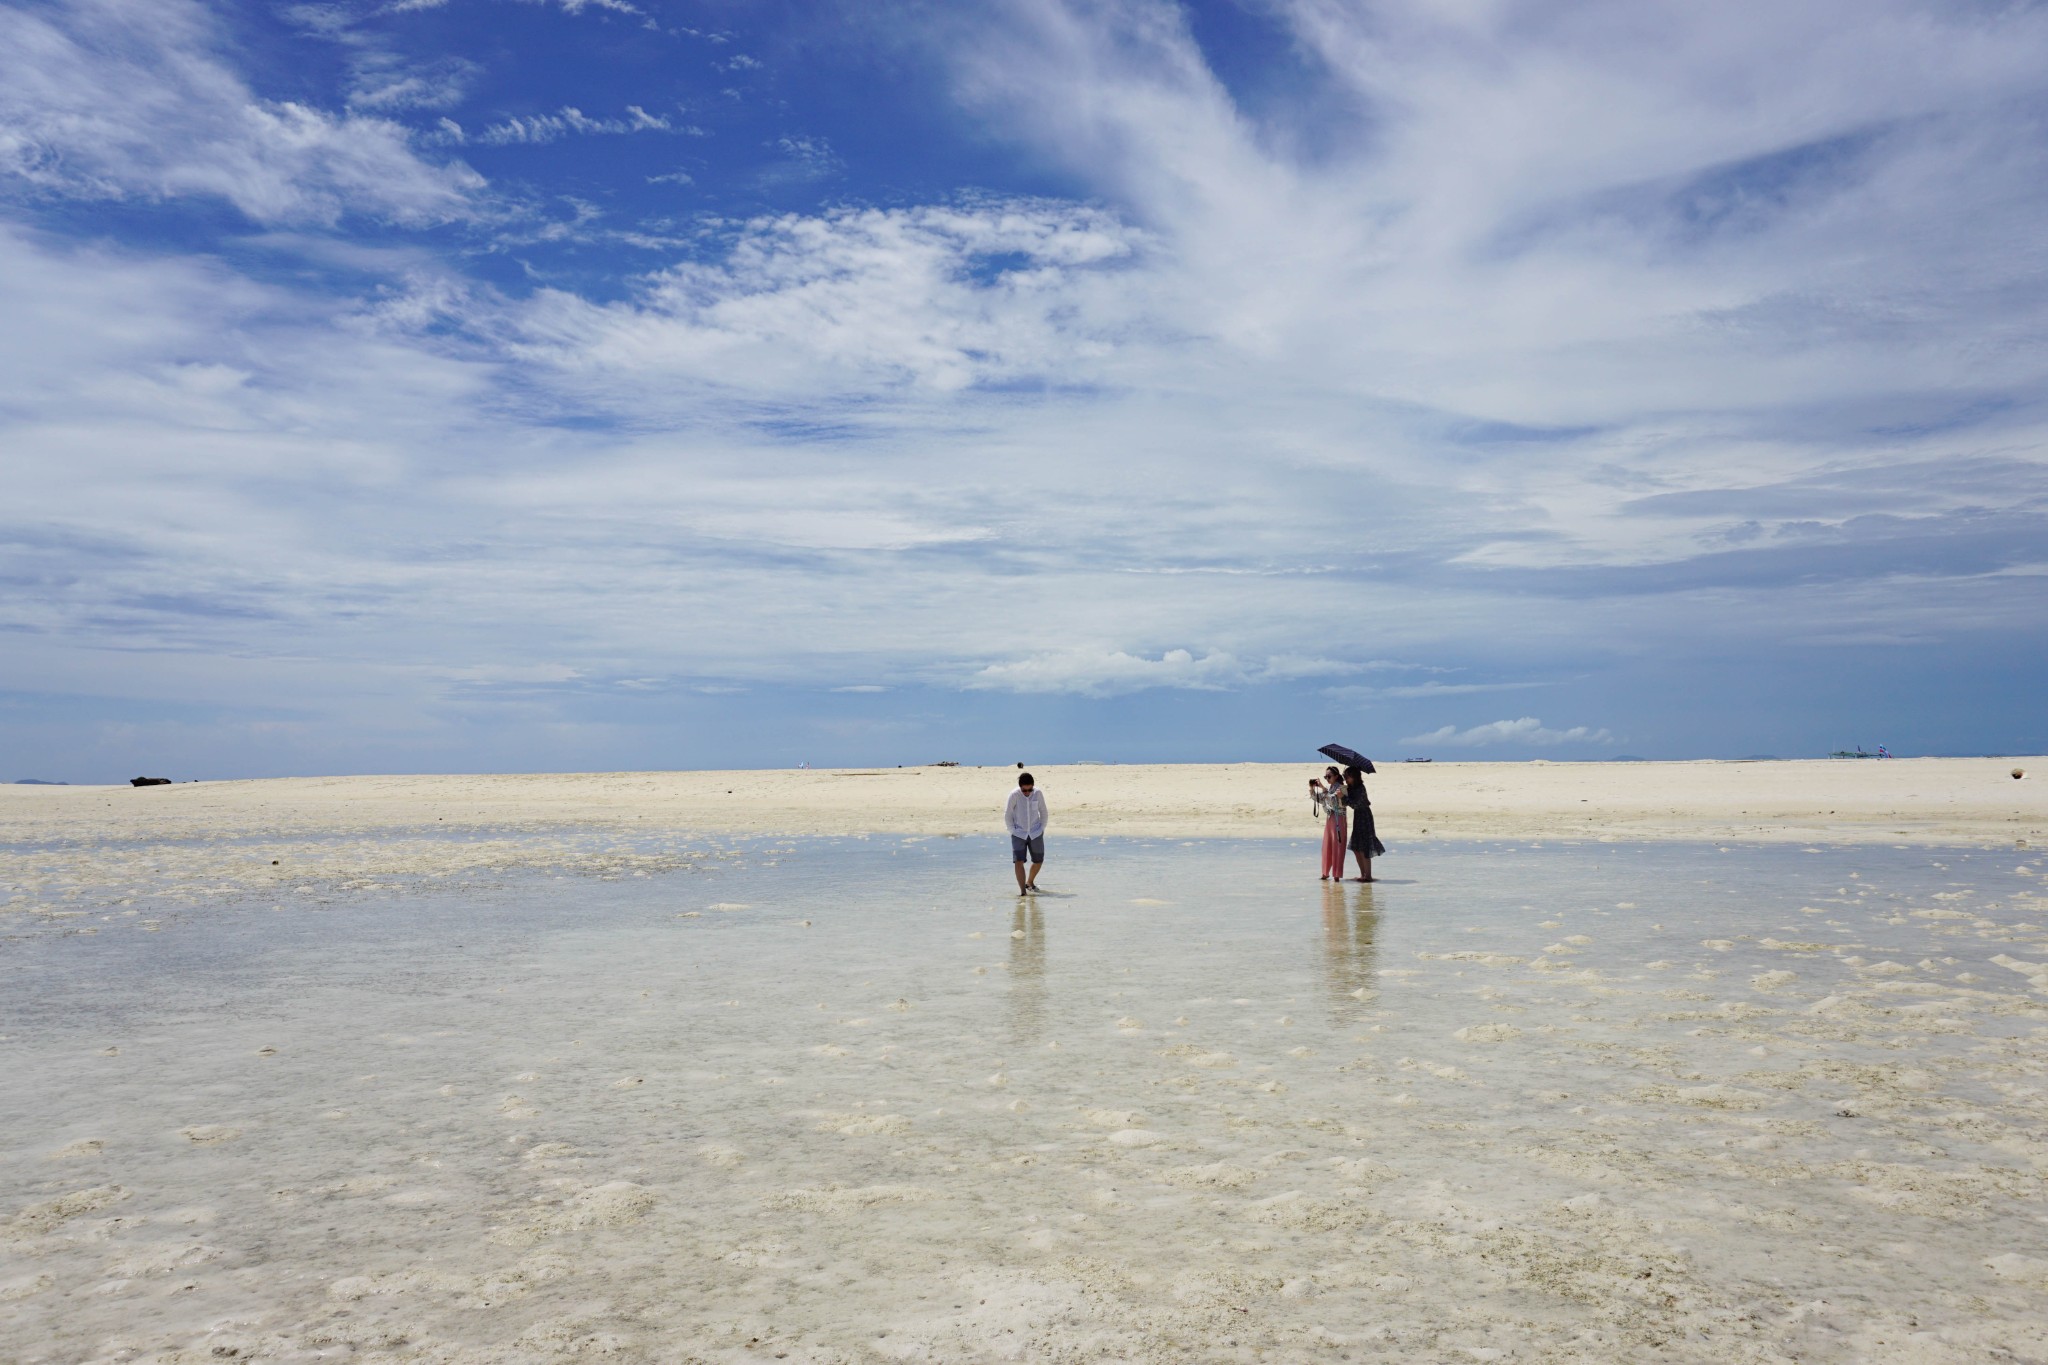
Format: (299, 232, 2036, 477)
(4, 756, 2041, 846)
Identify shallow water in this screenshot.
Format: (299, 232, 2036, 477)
(4, 837, 2048, 1363)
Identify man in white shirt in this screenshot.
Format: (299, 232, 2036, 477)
(1005, 772, 1048, 893)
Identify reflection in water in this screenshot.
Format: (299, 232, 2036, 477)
(1007, 901, 1047, 1039)
(1321, 882, 1379, 1017)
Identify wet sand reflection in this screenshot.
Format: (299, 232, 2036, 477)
(1321, 881, 1378, 1017)
(1007, 900, 1046, 1039)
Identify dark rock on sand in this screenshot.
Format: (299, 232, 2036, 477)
(130, 777, 173, 787)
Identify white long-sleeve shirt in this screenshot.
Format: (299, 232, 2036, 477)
(1005, 788, 1048, 840)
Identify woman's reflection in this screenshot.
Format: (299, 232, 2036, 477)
(1321, 881, 1379, 1018)
(1007, 899, 1047, 1040)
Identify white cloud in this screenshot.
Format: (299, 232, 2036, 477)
(426, 664, 584, 685)
(932, 0, 2048, 556)
(1327, 680, 1554, 702)
(967, 649, 1243, 696)
(1401, 718, 1616, 748)
(504, 200, 1141, 400)
(957, 650, 1502, 703)
(1257, 656, 1357, 681)
(473, 105, 684, 146)
(5, 0, 2048, 774)
(394, 0, 641, 14)
(347, 63, 477, 113)
(0, 0, 481, 225)
(761, 134, 842, 183)
(281, 4, 478, 113)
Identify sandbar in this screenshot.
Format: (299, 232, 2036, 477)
(3, 758, 2038, 908)
(2, 756, 2038, 847)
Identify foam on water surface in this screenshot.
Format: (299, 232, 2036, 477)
(5, 838, 2048, 1362)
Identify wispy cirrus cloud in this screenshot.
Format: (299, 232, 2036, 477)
(282, 3, 480, 113)
(754, 134, 843, 188)
(463, 105, 698, 146)
(388, 0, 641, 13)
(345, 59, 478, 113)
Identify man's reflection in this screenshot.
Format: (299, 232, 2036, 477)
(1321, 881, 1379, 1018)
(1007, 900, 1047, 1040)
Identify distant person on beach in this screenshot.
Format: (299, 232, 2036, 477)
(1310, 765, 1347, 880)
(1342, 765, 1385, 882)
(1006, 772, 1048, 894)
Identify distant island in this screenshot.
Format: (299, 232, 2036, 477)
(13, 778, 69, 785)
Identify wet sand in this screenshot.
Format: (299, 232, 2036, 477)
(5, 838, 2048, 1363)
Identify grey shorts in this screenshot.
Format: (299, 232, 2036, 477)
(1010, 835, 1044, 864)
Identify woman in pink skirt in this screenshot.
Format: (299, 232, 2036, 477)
(1310, 765, 1347, 880)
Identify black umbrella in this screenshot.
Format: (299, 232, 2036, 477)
(1318, 743, 1375, 774)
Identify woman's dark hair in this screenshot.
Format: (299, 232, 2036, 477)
(1343, 765, 1364, 790)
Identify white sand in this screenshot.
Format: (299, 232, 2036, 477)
(3, 756, 2040, 847)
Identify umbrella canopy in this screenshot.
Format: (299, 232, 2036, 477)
(1318, 744, 1376, 774)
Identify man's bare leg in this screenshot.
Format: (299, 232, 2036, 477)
(1014, 858, 1030, 893)
(1026, 855, 1042, 891)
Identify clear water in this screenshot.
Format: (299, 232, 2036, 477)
(4, 837, 2047, 1363)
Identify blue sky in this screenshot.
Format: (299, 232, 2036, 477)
(3, 0, 2046, 781)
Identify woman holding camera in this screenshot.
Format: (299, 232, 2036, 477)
(1310, 765, 1347, 880)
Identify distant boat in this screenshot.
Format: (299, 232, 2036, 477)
(1828, 746, 1892, 759)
